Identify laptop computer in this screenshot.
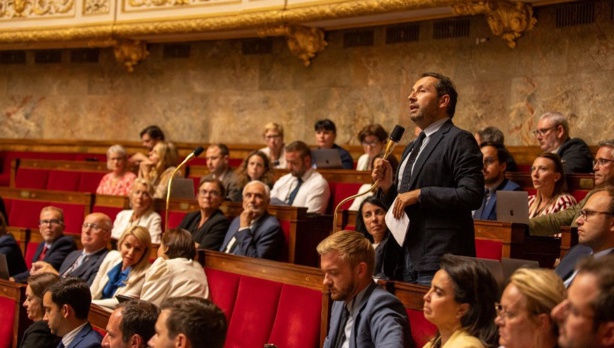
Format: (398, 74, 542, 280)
(311, 149, 343, 169)
(496, 191, 529, 224)
(169, 178, 196, 199)
(0, 254, 9, 280)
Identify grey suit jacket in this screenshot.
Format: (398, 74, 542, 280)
(59, 248, 110, 286)
(323, 282, 413, 348)
(382, 120, 484, 272)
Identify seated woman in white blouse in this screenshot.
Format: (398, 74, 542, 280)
(111, 178, 162, 245)
(90, 226, 152, 311)
(140, 228, 209, 306)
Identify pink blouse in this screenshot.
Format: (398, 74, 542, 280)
(96, 172, 137, 196)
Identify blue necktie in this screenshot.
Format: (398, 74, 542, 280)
(287, 178, 303, 205)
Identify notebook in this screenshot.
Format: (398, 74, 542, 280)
(169, 178, 196, 199)
(311, 149, 343, 169)
(496, 191, 529, 224)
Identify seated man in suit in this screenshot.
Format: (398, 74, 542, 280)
(530, 139, 614, 236)
(473, 143, 522, 220)
(534, 112, 593, 174)
(148, 297, 226, 348)
(102, 300, 159, 348)
(31, 212, 112, 286)
(220, 180, 284, 260)
(12, 206, 77, 283)
(555, 186, 614, 287)
(0, 212, 27, 277)
(474, 126, 518, 172)
(43, 277, 102, 348)
(318, 230, 412, 348)
(270, 140, 330, 214)
(200, 144, 242, 202)
(551, 255, 614, 348)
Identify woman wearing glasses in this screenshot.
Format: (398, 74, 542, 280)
(259, 122, 287, 169)
(528, 153, 577, 218)
(178, 178, 230, 250)
(423, 255, 499, 348)
(495, 268, 564, 348)
(96, 144, 136, 196)
(356, 124, 398, 172)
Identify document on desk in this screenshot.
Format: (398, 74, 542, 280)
(385, 197, 409, 247)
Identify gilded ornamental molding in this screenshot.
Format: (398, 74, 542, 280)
(113, 39, 149, 72)
(453, 1, 537, 48)
(258, 25, 327, 67)
(0, 0, 74, 18)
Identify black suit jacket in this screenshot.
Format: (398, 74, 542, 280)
(13, 235, 77, 283)
(18, 320, 60, 348)
(0, 233, 27, 276)
(59, 248, 110, 286)
(382, 120, 484, 272)
(557, 137, 594, 174)
(178, 209, 230, 250)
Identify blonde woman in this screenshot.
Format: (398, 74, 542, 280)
(495, 268, 564, 348)
(90, 226, 152, 311)
(111, 178, 162, 244)
(138, 141, 181, 199)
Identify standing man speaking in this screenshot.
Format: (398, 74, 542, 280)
(373, 72, 483, 286)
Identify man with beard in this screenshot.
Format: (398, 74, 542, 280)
(220, 180, 284, 260)
(318, 231, 412, 348)
(473, 142, 522, 221)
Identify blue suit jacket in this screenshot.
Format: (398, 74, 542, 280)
(382, 120, 484, 272)
(323, 282, 413, 348)
(219, 211, 284, 260)
(13, 235, 77, 283)
(66, 323, 102, 348)
(475, 179, 523, 221)
(555, 244, 592, 281)
(59, 248, 109, 286)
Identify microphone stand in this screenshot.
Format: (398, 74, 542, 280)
(165, 148, 203, 232)
(332, 140, 399, 232)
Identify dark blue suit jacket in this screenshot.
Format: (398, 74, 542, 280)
(59, 248, 109, 286)
(219, 211, 284, 260)
(323, 282, 412, 348)
(474, 179, 523, 221)
(557, 137, 593, 174)
(382, 120, 484, 272)
(13, 235, 77, 283)
(66, 323, 102, 348)
(555, 244, 592, 281)
(0, 233, 27, 276)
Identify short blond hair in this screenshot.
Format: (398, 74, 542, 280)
(263, 122, 284, 138)
(509, 268, 565, 318)
(117, 226, 152, 272)
(317, 230, 374, 275)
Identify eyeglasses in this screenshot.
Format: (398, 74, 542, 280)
(494, 303, 517, 321)
(532, 126, 556, 137)
(265, 135, 281, 140)
(579, 209, 614, 221)
(39, 219, 63, 226)
(593, 158, 614, 167)
(82, 222, 106, 232)
(199, 189, 221, 197)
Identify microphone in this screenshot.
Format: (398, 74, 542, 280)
(333, 125, 405, 232)
(165, 146, 205, 232)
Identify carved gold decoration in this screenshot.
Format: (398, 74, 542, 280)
(113, 39, 149, 72)
(128, 0, 189, 9)
(0, 0, 74, 18)
(84, 0, 109, 14)
(259, 25, 327, 67)
(453, 1, 536, 48)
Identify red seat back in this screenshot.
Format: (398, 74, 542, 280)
(92, 205, 123, 222)
(78, 172, 107, 193)
(15, 168, 49, 189)
(407, 308, 437, 347)
(475, 239, 503, 261)
(9, 200, 49, 230)
(25, 241, 40, 269)
(0, 297, 16, 348)
(332, 182, 364, 211)
(54, 202, 89, 234)
(205, 268, 241, 322)
(224, 276, 282, 348)
(267, 284, 321, 348)
(47, 171, 80, 191)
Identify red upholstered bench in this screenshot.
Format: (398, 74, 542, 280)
(475, 239, 503, 260)
(203, 251, 327, 348)
(0, 280, 29, 348)
(14, 168, 49, 190)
